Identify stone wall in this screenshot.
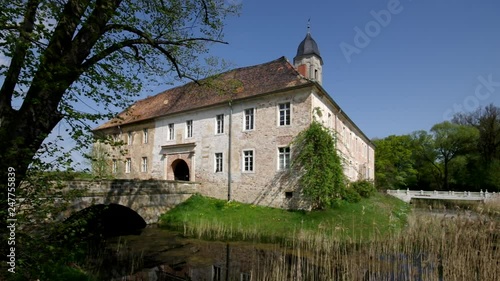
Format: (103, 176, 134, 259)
(62, 179, 199, 224)
(96, 121, 156, 180)
(310, 90, 375, 181)
(149, 87, 313, 209)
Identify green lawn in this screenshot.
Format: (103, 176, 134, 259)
(159, 192, 410, 243)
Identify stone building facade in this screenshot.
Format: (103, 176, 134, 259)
(94, 31, 375, 209)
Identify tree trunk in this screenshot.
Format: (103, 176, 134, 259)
(0, 89, 63, 231)
(443, 158, 449, 190)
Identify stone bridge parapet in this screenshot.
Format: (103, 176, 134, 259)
(60, 179, 199, 224)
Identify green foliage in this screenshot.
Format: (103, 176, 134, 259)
(351, 180, 376, 198)
(291, 121, 346, 209)
(452, 104, 500, 192)
(1, 1, 239, 277)
(429, 121, 479, 189)
(374, 106, 500, 192)
(340, 187, 361, 203)
(373, 135, 417, 190)
(160, 193, 410, 242)
(88, 141, 113, 179)
(0, 0, 240, 244)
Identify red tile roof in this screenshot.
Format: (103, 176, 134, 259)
(95, 57, 312, 130)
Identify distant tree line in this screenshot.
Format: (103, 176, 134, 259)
(374, 104, 500, 192)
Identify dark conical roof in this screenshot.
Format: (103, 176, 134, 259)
(295, 32, 322, 62)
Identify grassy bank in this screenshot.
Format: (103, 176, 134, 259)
(159, 195, 499, 280)
(159, 192, 410, 243)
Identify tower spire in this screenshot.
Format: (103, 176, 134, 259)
(294, 20, 323, 84)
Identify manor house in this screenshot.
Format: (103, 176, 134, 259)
(94, 30, 375, 209)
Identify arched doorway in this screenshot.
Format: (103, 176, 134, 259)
(172, 159, 190, 181)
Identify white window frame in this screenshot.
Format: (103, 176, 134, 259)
(143, 128, 148, 144)
(186, 120, 193, 138)
(141, 157, 148, 173)
(112, 159, 117, 173)
(244, 108, 255, 131)
(125, 158, 131, 173)
(168, 123, 174, 140)
(127, 131, 133, 145)
(216, 114, 224, 134)
(278, 102, 291, 126)
(242, 149, 255, 172)
(278, 146, 291, 171)
(215, 153, 223, 173)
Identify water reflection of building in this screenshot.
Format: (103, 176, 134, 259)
(163, 242, 268, 281)
(115, 241, 295, 281)
(113, 237, 443, 281)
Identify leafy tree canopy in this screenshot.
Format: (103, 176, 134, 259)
(373, 134, 417, 190)
(0, 0, 239, 181)
(0, 0, 239, 261)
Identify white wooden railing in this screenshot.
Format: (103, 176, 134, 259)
(386, 189, 499, 203)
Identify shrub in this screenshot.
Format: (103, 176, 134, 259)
(351, 180, 376, 198)
(341, 187, 362, 203)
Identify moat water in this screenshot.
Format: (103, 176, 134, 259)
(92, 208, 497, 281)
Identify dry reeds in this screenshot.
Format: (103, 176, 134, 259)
(245, 214, 499, 280)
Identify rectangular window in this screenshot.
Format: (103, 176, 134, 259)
(244, 108, 255, 130)
(186, 120, 193, 138)
(127, 131, 133, 145)
(113, 134, 119, 143)
(125, 158, 131, 173)
(215, 153, 223, 173)
(279, 102, 291, 126)
(216, 114, 224, 134)
(278, 147, 291, 170)
(141, 157, 148, 172)
(213, 266, 222, 281)
(143, 129, 148, 144)
(243, 150, 254, 172)
(168, 123, 174, 140)
(112, 159, 117, 173)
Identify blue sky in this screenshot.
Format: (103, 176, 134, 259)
(5, 0, 499, 167)
(197, 0, 500, 139)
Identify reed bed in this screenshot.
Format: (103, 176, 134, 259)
(158, 195, 499, 280)
(176, 212, 499, 280)
(244, 214, 499, 280)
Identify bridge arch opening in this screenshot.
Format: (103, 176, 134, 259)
(64, 204, 146, 238)
(172, 159, 190, 181)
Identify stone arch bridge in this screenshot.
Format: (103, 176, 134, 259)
(58, 179, 199, 224)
